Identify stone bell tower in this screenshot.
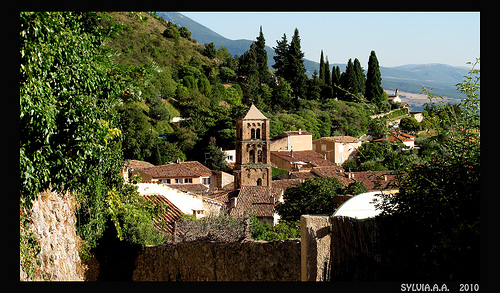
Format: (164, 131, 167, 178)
(234, 104, 272, 189)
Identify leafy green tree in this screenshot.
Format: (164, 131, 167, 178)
(344, 181, 368, 195)
(250, 216, 300, 241)
(178, 26, 192, 39)
(340, 59, 356, 101)
(275, 177, 344, 221)
(162, 21, 180, 41)
(203, 42, 217, 59)
(376, 60, 480, 281)
(147, 95, 170, 122)
(365, 50, 385, 106)
(400, 116, 421, 132)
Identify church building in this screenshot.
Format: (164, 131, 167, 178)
(234, 104, 272, 189)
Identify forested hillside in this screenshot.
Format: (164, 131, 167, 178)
(103, 12, 379, 166)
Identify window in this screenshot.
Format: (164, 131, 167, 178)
(203, 177, 211, 185)
(257, 150, 263, 163)
(257, 178, 262, 186)
(313, 144, 316, 151)
(338, 156, 343, 164)
(249, 149, 255, 163)
(185, 178, 193, 183)
(256, 128, 261, 139)
(251, 128, 255, 139)
(338, 143, 344, 152)
(321, 144, 327, 152)
(175, 178, 183, 184)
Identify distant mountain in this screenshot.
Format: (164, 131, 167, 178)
(158, 12, 468, 102)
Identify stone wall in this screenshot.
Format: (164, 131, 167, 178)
(132, 239, 301, 281)
(20, 189, 84, 281)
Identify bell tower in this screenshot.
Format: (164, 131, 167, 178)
(234, 104, 272, 189)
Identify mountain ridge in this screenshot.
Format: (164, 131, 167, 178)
(158, 12, 469, 103)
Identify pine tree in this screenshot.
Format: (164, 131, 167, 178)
(286, 28, 307, 99)
(353, 58, 365, 95)
(255, 26, 270, 85)
(365, 50, 385, 105)
(319, 50, 325, 81)
(272, 33, 289, 78)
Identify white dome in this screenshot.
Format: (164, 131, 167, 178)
(332, 191, 386, 219)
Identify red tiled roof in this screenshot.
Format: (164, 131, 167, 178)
(318, 136, 360, 143)
(125, 159, 154, 169)
(230, 186, 275, 218)
(373, 131, 415, 143)
(166, 184, 209, 194)
(142, 194, 183, 235)
(271, 150, 337, 167)
(139, 161, 212, 179)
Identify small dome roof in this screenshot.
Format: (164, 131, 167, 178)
(332, 191, 386, 219)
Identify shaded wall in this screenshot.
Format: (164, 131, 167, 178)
(132, 240, 301, 281)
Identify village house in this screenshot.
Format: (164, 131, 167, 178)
(373, 131, 415, 149)
(312, 136, 364, 165)
(387, 89, 402, 104)
(131, 160, 233, 195)
(137, 183, 225, 233)
(271, 149, 338, 172)
(270, 129, 313, 151)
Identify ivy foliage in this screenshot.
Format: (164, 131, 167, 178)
(20, 12, 165, 261)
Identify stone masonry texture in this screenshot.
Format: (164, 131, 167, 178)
(132, 239, 301, 281)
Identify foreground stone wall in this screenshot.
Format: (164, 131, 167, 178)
(20, 190, 84, 281)
(133, 239, 301, 281)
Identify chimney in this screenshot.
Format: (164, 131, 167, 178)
(298, 129, 302, 135)
(270, 196, 275, 205)
(384, 175, 387, 181)
(290, 145, 294, 157)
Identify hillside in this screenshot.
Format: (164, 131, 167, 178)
(159, 12, 469, 105)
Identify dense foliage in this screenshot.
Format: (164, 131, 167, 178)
(20, 12, 167, 266)
(275, 177, 345, 221)
(375, 60, 480, 281)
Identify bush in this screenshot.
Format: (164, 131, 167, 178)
(250, 216, 300, 241)
(173, 212, 250, 243)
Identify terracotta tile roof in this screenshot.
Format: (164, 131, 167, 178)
(373, 131, 415, 143)
(311, 167, 354, 188)
(142, 194, 183, 235)
(271, 150, 337, 167)
(166, 184, 209, 195)
(230, 186, 275, 218)
(348, 170, 406, 191)
(139, 161, 212, 179)
(271, 179, 303, 198)
(315, 136, 360, 143)
(124, 159, 154, 169)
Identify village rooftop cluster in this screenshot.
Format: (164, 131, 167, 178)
(123, 104, 413, 232)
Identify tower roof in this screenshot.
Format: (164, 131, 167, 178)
(240, 104, 268, 120)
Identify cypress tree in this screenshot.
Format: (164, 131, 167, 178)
(255, 26, 270, 84)
(319, 50, 325, 81)
(353, 58, 365, 95)
(287, 28, 307, 99)
(272, 33, 289, 79)
(341, 58, 357, 101)
(324, 57, 331, 86)
(365, 50, 384, 105)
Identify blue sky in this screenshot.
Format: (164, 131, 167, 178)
(180, 12, 480, 68)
